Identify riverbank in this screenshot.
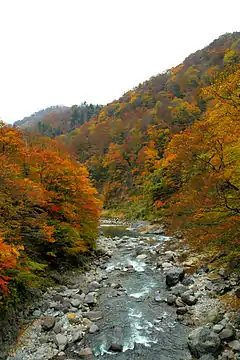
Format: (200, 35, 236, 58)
(4, 220, 240, 359)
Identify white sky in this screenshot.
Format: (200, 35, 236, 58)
(0, 0, 239, 123)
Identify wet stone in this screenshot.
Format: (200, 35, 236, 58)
(109, 343, 123, 352)
(89, 324, 99, 333)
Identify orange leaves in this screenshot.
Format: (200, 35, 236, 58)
(154, 200, 166, 209)
(0, 237, 21, 294)
(0, 122, 101, 298)
(40, 224, 56, 243)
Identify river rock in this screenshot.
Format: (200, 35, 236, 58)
(213, 324, 224, 333)
(78, 347, 93, 356)
(84, 293, 95, 304)
(55, 334, 68, 351)
(136, 254, 147, 260)
(181, 290, 198, 306)
(188, 326, 221, 358)
(71, 298, 81, 308)
(182, 276, 195, 286)
(175, 297, 185, 307)
(166, 267, 185, 287)
(176, 307, 188, 315)
(228, 339, 240, 351)
(72, 328, 83, 342)
(89, 324, 99, 333)
(42, 316, 56, 331)
(88, 281, 101, 291)
(83, 311, 102, 321)
(161, 262, 173, 269)
(219, 324, 235, 340)
(109, 343, 123, 352)
(53, 322, 62, 334)
(171, 283, 188, 296)
(167, 294, 177, 305)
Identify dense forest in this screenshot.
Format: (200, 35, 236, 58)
(65, 32, 240, 268)
(0, 124, 100, 305)
(1, 32, 239, 305)
(15, 103, 102, 137)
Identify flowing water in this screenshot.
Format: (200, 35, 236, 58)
(84, 225, 191, 360)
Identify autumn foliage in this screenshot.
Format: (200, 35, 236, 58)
(62, 33, 239, 267)
(0, 123, 100, 298)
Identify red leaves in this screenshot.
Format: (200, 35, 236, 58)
(0, 123, 101, 297)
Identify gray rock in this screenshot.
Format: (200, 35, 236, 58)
(53, 294, 63, 302)
(70, 298, 81, 308)
(213, 324, 224, 333)
(154, 295, 163, 302)
(176, 307, 188, 315)
(199, 355, 215, 360)
(182, 276, 195, 286)
(55, 334, 68, 351)
(84, 293, 95, 305)
(188, 326, 221, 358)
(167, 295, 177, 305)
(83, 311, 102, 321)
(175, 297, 185, 307)
(71, 293, 83, 301)
(166, 267, 185, 287)
(88, 281, 101, 291)
(42, 316, 56, 331)
(171, 283, 188, 296)
(109, 343, 123, 352)
(206, 308, 223, 324)
(89, 324, 99, 333)
(72, 329, 83, 342)
(53, 322, 62, 334)
(219, 325, 235, 340)
(181, 290, 198, 306)
(78, 347, 93, 356)
(228, 339, 240, 351)
(62, 299, 71, 308)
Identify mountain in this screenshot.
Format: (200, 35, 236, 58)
(66, 32, 240, 206)
(14, 103, 102, 137)
(62, 32, 239, 269)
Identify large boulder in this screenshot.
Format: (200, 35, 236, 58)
(55, 334, 68, 351)
(188, 326, 221, 358)
(41, 316, 56, 331)
(166, 267, 185, 287)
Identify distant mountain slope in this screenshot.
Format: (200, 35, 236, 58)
(14, 103, 102, 137)
(14, 105, 69, 129)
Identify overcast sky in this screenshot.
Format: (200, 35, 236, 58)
(0, 0, 239, 123)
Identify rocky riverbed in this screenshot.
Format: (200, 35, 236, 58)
(5, 221, 240, 360)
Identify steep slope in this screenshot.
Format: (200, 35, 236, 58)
(67, 32, 240, 209)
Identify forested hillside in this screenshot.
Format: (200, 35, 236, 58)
(65, 32, 239, 267)
(14, 103, 102, 137)
(0, 123, 100, 304)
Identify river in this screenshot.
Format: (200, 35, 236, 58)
(83, 224, 191, 359)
